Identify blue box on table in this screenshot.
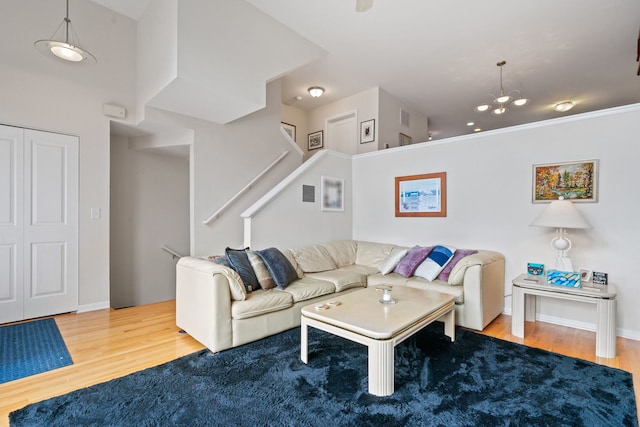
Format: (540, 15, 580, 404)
(546, 270, 581, 288)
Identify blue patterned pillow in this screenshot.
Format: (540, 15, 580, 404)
(414, 245, 456, 281)
(225, 247, 259, 293)
(257, 248, 299, 289)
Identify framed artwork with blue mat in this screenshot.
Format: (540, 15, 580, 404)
(0, 318, 73, 384)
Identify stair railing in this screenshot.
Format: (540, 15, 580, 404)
(203, 150, 289, 224)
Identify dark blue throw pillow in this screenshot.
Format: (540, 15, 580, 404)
(225, 247, 259, 293)
(257, 248, 299, 289)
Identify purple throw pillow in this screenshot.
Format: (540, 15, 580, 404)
(436, 249, 478, 281)
(393, 245, 433, 277)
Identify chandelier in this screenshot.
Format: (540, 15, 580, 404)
(476, 61, 527, 115)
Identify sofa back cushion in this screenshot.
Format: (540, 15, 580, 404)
(355, 241, 397, 268)
(321, 240, 357, 268)
(290, 245, 337, 273)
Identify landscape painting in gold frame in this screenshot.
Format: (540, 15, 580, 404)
(395, 172, 447, 217)
(533, 159, 598, 203)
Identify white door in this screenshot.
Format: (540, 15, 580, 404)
(326, 111, 358, 155)
(23, 129, 78, 319)
(0, 125, 24, 323)
(0, 125, 78, 323)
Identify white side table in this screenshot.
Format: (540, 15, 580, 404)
(511, 273, 617, 358)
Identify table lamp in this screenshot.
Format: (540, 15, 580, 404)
(530, 197, 591, 271)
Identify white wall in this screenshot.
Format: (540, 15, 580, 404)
(378, 88, 429, 149)
(140, 80, 303, 257)
(110, 137, 189, 308)
(0, 1, 138, 311)
(244, 151, 353, 250)
(352, 104, 640, 339)
(307, 87, 379, 156)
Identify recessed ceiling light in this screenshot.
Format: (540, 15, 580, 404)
(553, 101, 575, 112)
(467, 122, 474, 126)
(474, 128, 482, 132)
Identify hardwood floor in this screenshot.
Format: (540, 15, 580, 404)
(1, 302, 638, 426)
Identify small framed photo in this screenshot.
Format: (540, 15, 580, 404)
(532, 159, 598, 203)
(308, 130, 323, 150)
(321, 176, 344, 212)
(360, 119, 375, 143)
(399, 133, 412, 146)
(281, 122, 296, 141)
(579, 268, 592, 282)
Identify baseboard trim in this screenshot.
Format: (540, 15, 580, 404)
(501, 309, 639, 341)
(77, 301, 110, 313)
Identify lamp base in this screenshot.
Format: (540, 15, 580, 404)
(555, 256, 574, 272)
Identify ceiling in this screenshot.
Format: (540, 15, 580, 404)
(99, 0, 640, 140)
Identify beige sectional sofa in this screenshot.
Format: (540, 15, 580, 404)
(176, 240, 505, 353)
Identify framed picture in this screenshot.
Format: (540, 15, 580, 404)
(281, 122, 296, 141)
(360, 119, 375, 143)
(399, 133, 412, 146)
(579, 268, 593, 283)
(395, 172, 447, 217)
(533, 159, 598, 203)
(308, 130, 323, 150)
(321, 176, 344, 212)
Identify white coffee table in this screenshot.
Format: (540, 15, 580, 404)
(300, 286, 455, 396)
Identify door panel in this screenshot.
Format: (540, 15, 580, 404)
(23, 129, 78, 319)
(326, 111, 357, 155)
(0, 125, 23, 323)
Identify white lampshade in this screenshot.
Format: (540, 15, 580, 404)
(530, 198, 591, 271)
(530, 199, 591, 229)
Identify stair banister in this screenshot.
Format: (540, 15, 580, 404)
(203, 150, 289, 224)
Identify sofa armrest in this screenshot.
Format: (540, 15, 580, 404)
(454, 251, 505, 330)
(176, 257, 235, 352)
(448, 250, 504, 285)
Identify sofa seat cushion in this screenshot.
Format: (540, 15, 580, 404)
(282, 276, 336, 303)
(367, 272, 410, 288)
(405, 277, 464, 304)
(305, 268, 367, 292)
(231, 289, 293, 320)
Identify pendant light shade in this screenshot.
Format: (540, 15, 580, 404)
(34, 0, 97, 65)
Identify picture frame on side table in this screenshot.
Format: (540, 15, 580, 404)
(395, 172, 447, 217)
(579, 268, 593, 282)
(532, 159, 598, 203)
(360, 119, 375, 143)
(281, 122, 296, 141)
(308, 130, 323, 150)
(321, 176, 344, 212)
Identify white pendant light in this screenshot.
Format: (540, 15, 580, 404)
(34, 0, 97, 65)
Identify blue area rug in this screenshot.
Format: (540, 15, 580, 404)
(10, 324, 638, 426)
(0, 318, 73, 384)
